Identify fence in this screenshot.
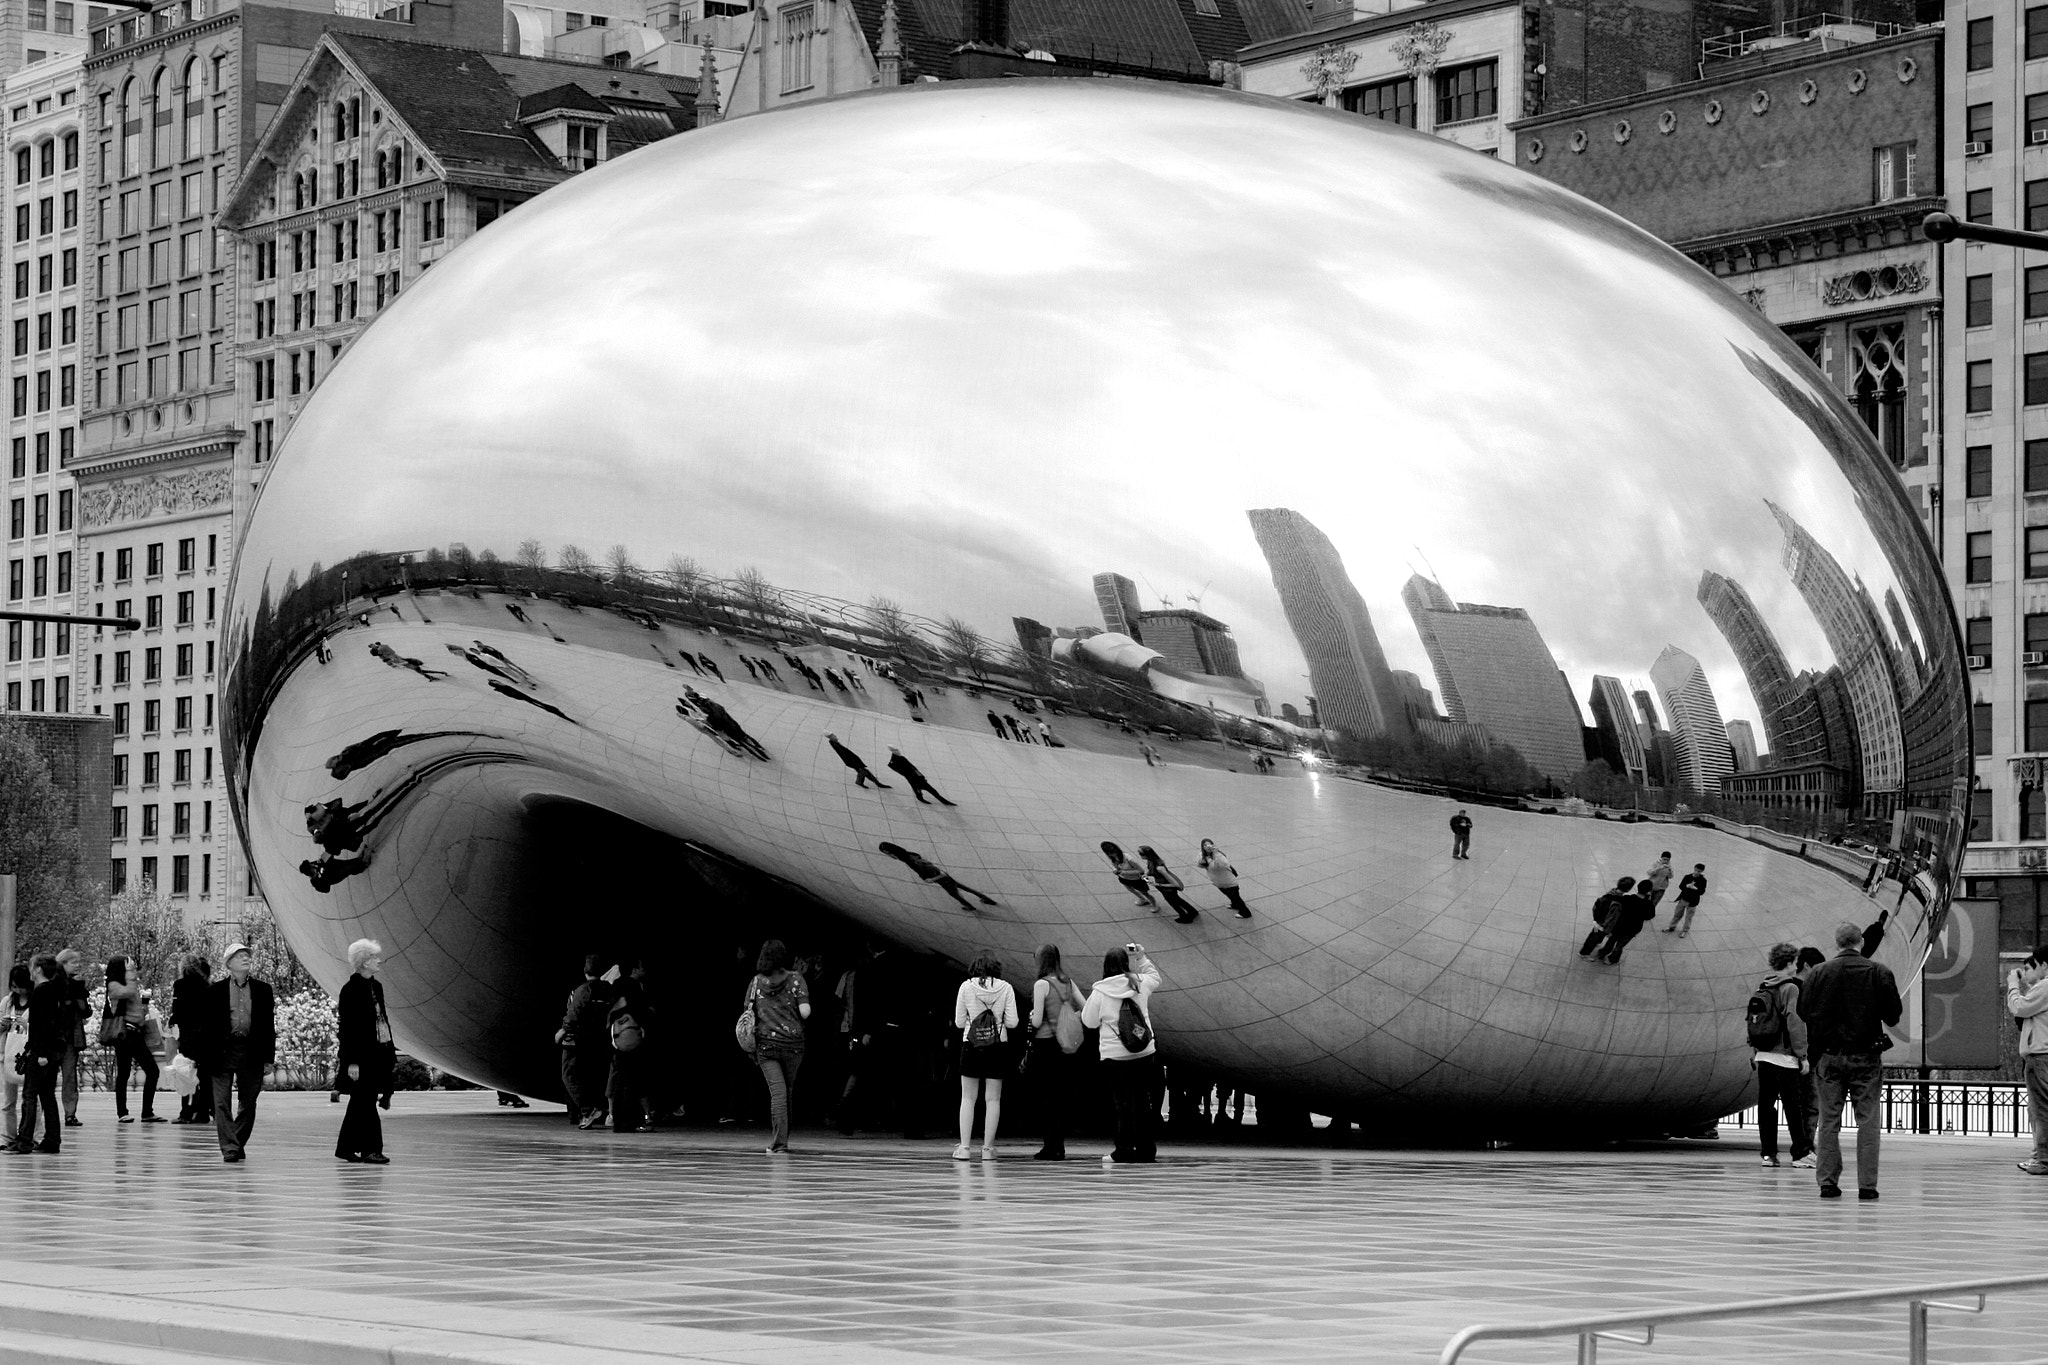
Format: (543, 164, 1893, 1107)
(1722, 1081, 2031, 1138)
(67, 1047, 335, 1093)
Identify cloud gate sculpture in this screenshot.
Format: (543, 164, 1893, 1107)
(222, 80, 1968, 1132)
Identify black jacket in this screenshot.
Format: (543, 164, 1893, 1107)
(336, 973, 395, 1088)
(193, 976, 277, 1070)
(25, 978, 68, 1060)
(1797, 949, 1902, 1056)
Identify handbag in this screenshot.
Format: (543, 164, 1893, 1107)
(164, 1054, 199, 1098)
(1052, 982, 1085, 1055)
(734, 996, 758, 1055)
(96, 1000, 123, 1048)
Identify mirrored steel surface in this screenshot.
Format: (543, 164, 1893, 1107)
(223, 80, 1967, 1129)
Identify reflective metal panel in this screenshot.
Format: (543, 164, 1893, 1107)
(223, 80, 1967, 1130)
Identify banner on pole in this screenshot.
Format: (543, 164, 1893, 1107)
(1922, 898, 2003, 1070)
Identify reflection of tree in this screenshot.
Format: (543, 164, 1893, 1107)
(865, 597, 917, 655)
(558, 544, 597, 577)
(733, 566, 787, 634)
(515, 538, 547, 581)
(604, 544, 638, 586)
(938, 615, 992, 678)
(664, 554, 705, 602)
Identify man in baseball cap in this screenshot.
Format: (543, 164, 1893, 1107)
(197, 943, 275, 1162)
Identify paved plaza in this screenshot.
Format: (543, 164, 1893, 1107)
(4, 1093, 2048, 1362)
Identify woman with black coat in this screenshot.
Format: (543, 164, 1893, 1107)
(335, 938, 396, 1164)
(170, 954, 213, 1124)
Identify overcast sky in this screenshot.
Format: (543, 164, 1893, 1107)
(242, 81, 1926, 756)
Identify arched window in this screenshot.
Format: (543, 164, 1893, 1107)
(150, 66, 171, 167)
(12, 146, 28, 186)
(181, 57, 200, 158)
(61, 131, 76, 170)
(36, 139, 52, 178)
(119, 76, 137, 176)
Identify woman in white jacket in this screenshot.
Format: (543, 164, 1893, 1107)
(1081, 943, 1161, 1163)
(953, 952, 1018, 1161)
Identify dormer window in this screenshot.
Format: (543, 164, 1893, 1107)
(565, 122, 598, 170)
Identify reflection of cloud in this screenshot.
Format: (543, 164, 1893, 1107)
(241, 82, 1936, 758)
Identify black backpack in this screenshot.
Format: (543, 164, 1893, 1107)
(1745, 978, 1792, 1051)
(965, 1005, 1001, 1049)
(1117, 995, 1153, 1053)
(573, 981, 613, 1048)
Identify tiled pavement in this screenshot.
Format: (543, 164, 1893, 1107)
(6, 1093, 2048, 1363)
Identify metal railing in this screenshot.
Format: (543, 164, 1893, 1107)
(1722, 1081, 2031, 1138)
(1701, 12, 1906, 62)
(1441, 1272, 2048, 1364)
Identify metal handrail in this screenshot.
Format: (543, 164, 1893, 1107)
(1440, 1272, 2048, 1364)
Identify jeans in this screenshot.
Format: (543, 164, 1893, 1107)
(18, 1057, 59, 1150)
(1106, 1054, 1160, 1161)
(1756, 1061, 1811, 1160)
(58, 1042, 79, 1120)
(1814, 1051, 1884, 1190)
(113, 1032, 159, 1118)
(757, 1046, 802, 1149)
(560, 1046, 607, 1122)
(1, 1075, 16, 1143)
(211, 1051, 265, 1158)
(1032, 1037, 1068, 1155)
(2027, 1053, 2048, 1164)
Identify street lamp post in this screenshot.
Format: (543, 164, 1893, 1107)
(0, 608, 141, 630)
(1923, 211, 2048, 254)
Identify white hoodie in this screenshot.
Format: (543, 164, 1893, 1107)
(1081, 962, 1161, 1061)
(954, 977, 1019, 1043)
(2010, 969, 2048, 1056)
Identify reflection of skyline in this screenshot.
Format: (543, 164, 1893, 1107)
(1650, 645, 1734, 796)
(1401, 574, 1586, 781)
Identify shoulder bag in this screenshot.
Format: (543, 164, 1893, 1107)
(1052, 981, 1085, 1054)
(734, 984, 759, 1056)
(96, 996, 124, 1047)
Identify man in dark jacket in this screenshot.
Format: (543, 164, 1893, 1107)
(197, 943, 276, 1162)
(1579, 877, 1638, 960)
(10, 956, 69, 1153)
(886, 747, 955, 805)
(1449, 810, 1472, 860)
(556, 955, 613, 1129)
(607, 958, 653, 1133)
(825, 732, 890, 789)
(1797, 921, 1903, 1200)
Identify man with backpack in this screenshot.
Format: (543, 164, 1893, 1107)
(1747, 943, 1811, 1168)
(554, 955, 615, 1130)
(607, 957, 654, 1133)
(1579, 877, 1638, 959)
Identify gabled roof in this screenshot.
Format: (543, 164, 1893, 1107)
(223, 31, 701, 226)
(844, 0, 1273, 81)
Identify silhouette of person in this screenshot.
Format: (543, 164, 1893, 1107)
(683, 689, 769, 760)
(1004, 715, 1027, 742)
(1101, 842, 1157, 910)
(505, 603, 529, 623)
(300, 854, 371, 893)
(1139, 846, 1200, 923)
(305, 799, 369, 856)
(368, 642, 447, 679)
(696, 653, 724, 682)
(987, 711, 1008, 739)
(759, 657, 782, 683)
(826, 733, 890, 789)
(886, 748, 955, 805)
(740, 657, 760, 680)
(678, 651, 704, 676)
(878, 842, 996, 909)
(471, 640, 534, 684)
(325, 729, 471, 780)
(1198, 839, 1252, 918)
(491, 680, 577, 725)
(1449, 809, 1472, 860)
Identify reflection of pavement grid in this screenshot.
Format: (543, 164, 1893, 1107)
(7, 1094, 2048, 1364)
(247, 589, 1916, 1115)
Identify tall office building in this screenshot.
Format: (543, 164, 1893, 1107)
(1134, 606, 1243, 678)
(1400, 573, 1585, 780)
(1769, 502, 1906, 811)
(1650, 644, 1735, 796)
(1695, 568, 1829, 767)
(1632, 686, 1669, 786)
(1725, 718, 1757, 771)
(1246, 507, 1408, 744)
(1092, 571, 1142, 641)
(1587, 674, 1647, 784)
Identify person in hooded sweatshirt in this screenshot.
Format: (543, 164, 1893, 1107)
(951, 952, 1019, 1161)
(1080, 942, 1161, 1164)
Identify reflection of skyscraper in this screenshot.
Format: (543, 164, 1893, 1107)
(1695, 570, 1826, 766)
(1632, 688, 1668, 785)
(1013, 616, 1052, 659)
(1247, 508, 1410, 743)
(1093, 572, 1143, 642)
(1401, 574, 1586, 779)
(1391, 670, 1442, 722)
(1726, 719, 1758, 771)
(1651, 645, 1736, 795)
(1134, 608, 1245, 678)
(1589, 674, 1647, 783)
(1769, 502, 1906, 807)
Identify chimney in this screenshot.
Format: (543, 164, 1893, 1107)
(967, 0, 1008, 48)
(877, 0, 902, 84)
(694, 40, 721, 124)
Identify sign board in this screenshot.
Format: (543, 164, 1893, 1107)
(1921, 898, 2003, 1069)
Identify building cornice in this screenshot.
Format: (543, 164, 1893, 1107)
(67, 434, 239, 481)
(1237, 0, 1519, 64)
(84, 12, 236, 71)
(1676, 196, 1946, 275)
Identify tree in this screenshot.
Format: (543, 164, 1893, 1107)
(1568, 759, 1633, 808)
(604, 544, 638, 586)
(663, 554, 704, 601)
(864, 597, 920, 658)
(557, 544, 597, 577)
(96, 883, 199, 1000)
(0, 729, 98, 956)
(234, 902, 321, 998)
(938, 616, 991, 677)
(733, 566, 784, 629)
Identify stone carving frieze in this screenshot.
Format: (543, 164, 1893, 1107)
(1820, 260, 1928, 307)
(80, 468, 232, 529)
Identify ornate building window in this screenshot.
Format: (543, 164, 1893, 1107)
(1343, 76, 1415, 126)
(1850, 322, 1906, 465)
(779, 5, 814, 93)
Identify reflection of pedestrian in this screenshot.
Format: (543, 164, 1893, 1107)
(1585, 882, 1654, 964)
(300, 854, 372, 892)
(759, 657, 782, 683)
(1449, 809, 1472, 860)
(987, 711, 1008, 740)
(1580, 878, 1636, 959)
(1664, 864, 1707, 935)
(1038, 720, 1061, 747)
(1139, 740, 1161, 767)
(740, 656, 759, 680)
(368, 641, 448, 679)
(682, 689, 770, 760)
(1005, 715, 1028, 742)
(490, 680, 578, 725)
(1641, 853, 1675, 909)
(326, 729, 469, 780)
(1101, 842, 1157, 910)
(1139, 847, 1200, 923)
(305, 799, 368, 855)
(887, 748, 955, 805)
(696, 653, 723, 681)
(879, 842, 997, 908)
(1197, 840, 1252, 918)
(826, 733, 891, 789)
(679, 651, 704, 676)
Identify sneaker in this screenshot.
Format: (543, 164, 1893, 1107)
(63, 1117, 81, 1127)
(952, 1144, 972, 1160)
(1790, 1155, 1815, 1168)
(1859, 1188, 1880, 1201)
(980, 1146, 997, 1160)
(118, 1115, 134, 1124)
(1033, 1148, 1065, 1161)
(2018, 1160, 2048, 1176)
(140, 1115, 166, 1124)
(764, 1146, 788, 1156)
(576, 1114, 598, 1130)
(1819, 1183, 1842, 1199)
(1759, 1154, 1779, 1166)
